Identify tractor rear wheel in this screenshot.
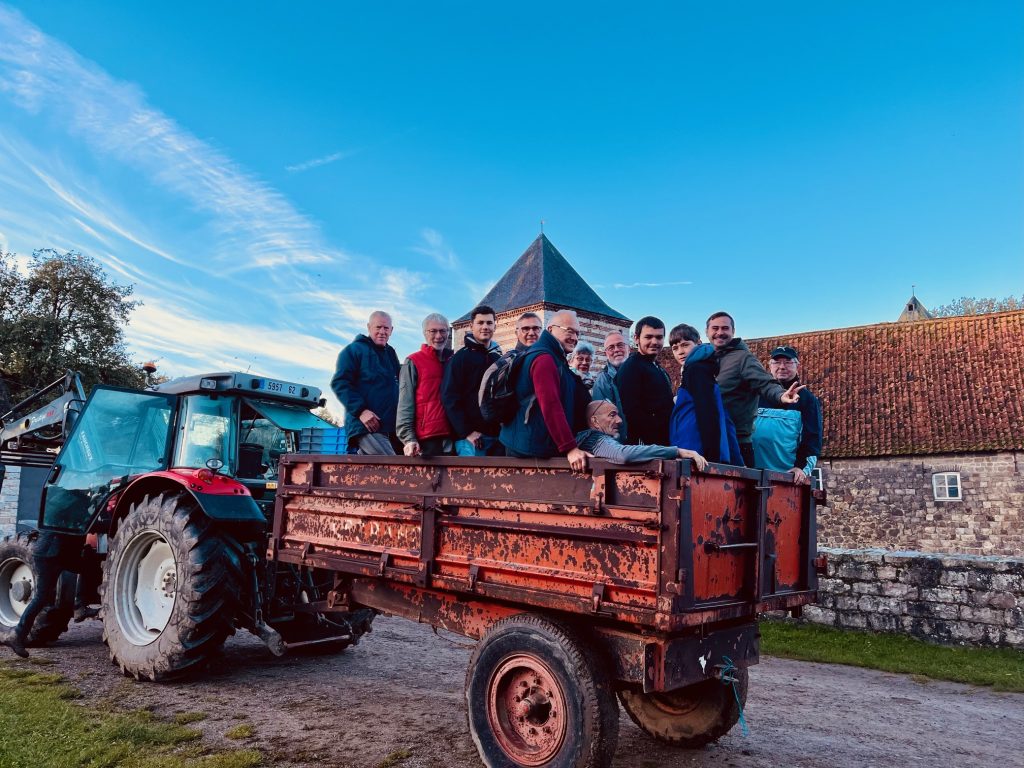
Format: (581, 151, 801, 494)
(0, 533, 75, 646)
(617, 669, 748, 748)
(465, 614, 619, 768)
(100, 493, 242, 681)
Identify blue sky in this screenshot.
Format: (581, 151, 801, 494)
(0, 2, 1021, 412)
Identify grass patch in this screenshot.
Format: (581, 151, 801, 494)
(224, 724, 255, 740)
(376, 748, 413, 768)
(0, 664, 262, 767)
(174, 712, 208, 725)
(760, 619, 1024, 692)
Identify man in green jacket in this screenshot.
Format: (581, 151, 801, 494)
(706, 311, 803, 468)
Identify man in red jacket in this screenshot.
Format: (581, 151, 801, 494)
(397, 313, 454, 457)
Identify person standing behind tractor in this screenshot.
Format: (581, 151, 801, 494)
(397, 313, 455, 458)
(331, 310, 402, 455)
(616, 316, 674, 445)
(499, 310, 589, 471)
(752, 345, 822, 484)
(706, 311, 803, 468)
(442, 305, 504, 456)
(592, 331, 630, 443)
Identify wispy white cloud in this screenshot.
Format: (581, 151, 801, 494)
(0, 6, 347, 273)
(285, 150, 356, 173)
(599, 280, 694, 289)
(412, 227, 459, 271)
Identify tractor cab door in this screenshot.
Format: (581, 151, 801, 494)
(40, 387, 176, 534)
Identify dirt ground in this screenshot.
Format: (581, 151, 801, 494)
(9, 617, 1023, 768)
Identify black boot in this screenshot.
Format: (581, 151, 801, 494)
(0, 629, 29, 658)
(74, 606, 99, 623)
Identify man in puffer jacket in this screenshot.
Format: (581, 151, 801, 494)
(667, 324, 741, 464)
(331, 311, 401, 454)
(706, 311, 803, 467)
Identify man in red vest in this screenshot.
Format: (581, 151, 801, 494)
(397, 313, 455, 457)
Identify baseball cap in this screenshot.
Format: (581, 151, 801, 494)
(770, 345, 799, 360)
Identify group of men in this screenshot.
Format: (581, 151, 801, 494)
(331, 307, 821, 481)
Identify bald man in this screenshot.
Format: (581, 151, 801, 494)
(331, 310, 402, 454)
(576, 400, 707, 468)
(499, 310, 589, 470)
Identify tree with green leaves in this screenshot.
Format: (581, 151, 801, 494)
(931, 295, 1023, 318)
(0, 249, 145, 411)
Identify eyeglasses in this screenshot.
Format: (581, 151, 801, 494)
(770, 358, 797, 365)
(425, 329, 448, 335)
(605, 342, 627, 351)
(550, 324, 580, 338)
(518, 325, 542, 333)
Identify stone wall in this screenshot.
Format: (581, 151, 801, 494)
(803, 547, 1023, 649)
(0, 463, 20, 539)
(817, 452, 1024, 556)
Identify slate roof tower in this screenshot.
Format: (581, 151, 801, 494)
(453, 234, 631, 357)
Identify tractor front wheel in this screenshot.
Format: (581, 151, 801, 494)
(101, 493, 242, 681)
(617, 669, 748, 748)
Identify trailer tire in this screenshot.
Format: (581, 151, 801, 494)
(0, 533, 75, 646)
(465, 614, 619, 768)
(101, 493, 242, 681)
(617, 668, 748, 748)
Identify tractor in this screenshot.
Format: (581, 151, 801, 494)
(0, 372, 374, 680)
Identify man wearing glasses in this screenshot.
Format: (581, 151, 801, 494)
(752, 346, 822, 485)
(514, 312, 542, 350)
(397, 313, 455, 457)
(616, 316, 674, 445)
(499, 310, 589, 471)
(592, 331, 631, 442)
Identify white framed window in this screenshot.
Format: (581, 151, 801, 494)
(810, 467, 825, 492)
(932, 472, 962, 501)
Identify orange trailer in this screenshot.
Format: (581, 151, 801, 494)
(270, 455, 821, 768)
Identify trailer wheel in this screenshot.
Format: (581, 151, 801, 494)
(100, 493, 242, 681)
(465, 614, 618, 768)
(618, 669, 748, 748)
(0, 533, 75, 646)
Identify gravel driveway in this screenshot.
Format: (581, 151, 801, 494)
(9, 617, 1023, 768)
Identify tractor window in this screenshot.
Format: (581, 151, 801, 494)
(41, 387, 175, 533)
(174, 395, 237, 473)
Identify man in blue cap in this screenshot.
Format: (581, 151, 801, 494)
(752, 345, 822, 484)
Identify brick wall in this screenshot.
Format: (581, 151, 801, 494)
(0, 464, 20, 538)
(454, 304, 631, 364)
(818, 452, 1024, 556)
(805, 547, 1023, 649)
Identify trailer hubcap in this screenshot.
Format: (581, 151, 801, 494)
(115, 531, 176, 645)
(487, 655, 567, 765)
(0, 558, 34, 627)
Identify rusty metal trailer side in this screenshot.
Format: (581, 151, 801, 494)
(270, 455, 817, 690)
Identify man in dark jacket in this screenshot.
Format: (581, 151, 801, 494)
(331, 311, 402, 454)
(617, 316, 674, 445)
(753, 345, 822, 484)
(442, 305, 504, 456)
(499, 310, 589, 470)
(706, 312, 803, 467)
(592, 331, 630, 442)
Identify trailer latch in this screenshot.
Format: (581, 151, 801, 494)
(468, 564, 480, 590)
(591, 583, 605, 612)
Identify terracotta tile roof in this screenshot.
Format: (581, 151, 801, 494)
(743, 311, 1024, 458)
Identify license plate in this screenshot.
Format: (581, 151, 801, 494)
(257, 378, 301, 396)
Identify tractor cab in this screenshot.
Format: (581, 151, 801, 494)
(39, 372, 332, 533)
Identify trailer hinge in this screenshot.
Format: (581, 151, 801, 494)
(591, 582, 606, 612)
(378, 551, 390, 576)
(300, 542, 312, 561)
(468, 564, 480, 590)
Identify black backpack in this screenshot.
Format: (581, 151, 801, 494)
(478, 349, 525, 425)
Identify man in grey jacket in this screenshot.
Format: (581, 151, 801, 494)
(706, 312, 803, 467)
(575, 400, 707, 469)
(591, 331, 630, 442)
